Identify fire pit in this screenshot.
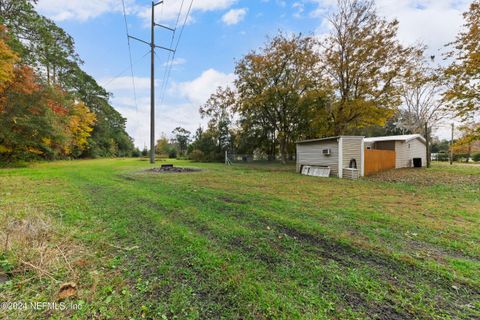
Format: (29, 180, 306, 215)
(147, 164, 201, 173)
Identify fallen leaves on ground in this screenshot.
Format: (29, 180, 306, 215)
(367, 168, 480, 186)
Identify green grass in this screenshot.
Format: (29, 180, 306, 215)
(0, 159, 479, 319)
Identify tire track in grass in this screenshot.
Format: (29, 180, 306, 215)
(126, 182, 480, 320)
(96, 192, 431, 318)
(79, 178, 365, 319)
(76, 169, 479, 319)
(156, 202, 474, 320)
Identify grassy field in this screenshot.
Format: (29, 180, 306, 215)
(0, 159, 479, 319)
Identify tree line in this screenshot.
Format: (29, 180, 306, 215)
(175, 0, 479, 164)
(0, 0, 134, 163)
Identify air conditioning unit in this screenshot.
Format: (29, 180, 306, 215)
(322, 148, 331, 156)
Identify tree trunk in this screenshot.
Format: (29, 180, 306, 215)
(46, 63, 50, 85)
(279, 136, 287, 164)
(269, 132, 276, 161)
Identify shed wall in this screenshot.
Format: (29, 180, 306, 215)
(341, 137, 363, 175)
(296, 140, 339, 177)
(395, 139, 426, 168)
(409, 139, 427, 167)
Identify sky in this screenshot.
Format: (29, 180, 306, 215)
(35, 0, 472, 147)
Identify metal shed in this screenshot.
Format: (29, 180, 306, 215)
(296, 134, 427, 178)
(296, 136, 364, 178)
(364, 134, 426, 169)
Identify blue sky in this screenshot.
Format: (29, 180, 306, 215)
(36, 0, 471, 146)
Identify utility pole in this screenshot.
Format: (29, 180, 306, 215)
(150, 2, 155, 165)
(128, 1, 175, 164)
(450, 123, 454, 165)
(425, 122, 430, 168)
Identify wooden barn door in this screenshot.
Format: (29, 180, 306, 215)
(364, 150, 396, 176)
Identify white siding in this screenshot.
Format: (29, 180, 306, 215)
(395, 141, 408, 168)
(409, 138, 427, 167)
(296, 139, 340, 177)
(395, 138, 426, 168)
(341, 137, 363, 175)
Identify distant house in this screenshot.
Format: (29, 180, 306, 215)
(296, 134, 427, 178)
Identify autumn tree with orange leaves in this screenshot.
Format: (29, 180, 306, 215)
(0, 24, 97, 161)
(0, 25, 18, 90)
(444, 0, 480, 117)
(444, 0, 480, 140)
(0, 0, 134, 162)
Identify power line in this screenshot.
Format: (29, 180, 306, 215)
(164, 0, 185, 80)
(157, 0, 185, 104)
(125, 0, 193, 164)
(121, 0, 139, 111)
(100, 50, 150, 88)
(158, 0, 193, 106)
(174, 0, 194, 53)
(175, 0, 186, 30)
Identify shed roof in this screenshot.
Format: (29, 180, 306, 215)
(296, 136, 364, 144)
(364, 134, 426, 144)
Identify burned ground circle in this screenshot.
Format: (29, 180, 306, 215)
(146, 165, 202, 174)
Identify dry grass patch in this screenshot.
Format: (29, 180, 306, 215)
(0, 204, 86, 288)
(0, 175, 132, 318)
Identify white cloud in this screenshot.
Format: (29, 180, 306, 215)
(112, 95, 200, 149)
(175, 68, 235, 105)
(192, 0, 238, 12)
(222, 8, 247, 25)
(374, 0, 470, 53)
(163, 58, 186, 67)
(37, 0, 237, 24)
(36, 0, 134, 22)
(310, 0, 470, 53)
(308, 0, 337, 18)
(292, 2, 305, 18)
(138, 0, 238, 27)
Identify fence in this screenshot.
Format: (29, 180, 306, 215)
(364, 150, 396, 176)
(225, 151, 294, 165)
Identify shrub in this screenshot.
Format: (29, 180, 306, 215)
(473, 153, 480, 162)
(168, 149, 177, 159)
(189, 149, 205, 162)
(131, 148, 141, 158)
(435, 152, 449, 161)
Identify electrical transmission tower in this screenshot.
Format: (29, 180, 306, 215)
(128, 1, 175, 164)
